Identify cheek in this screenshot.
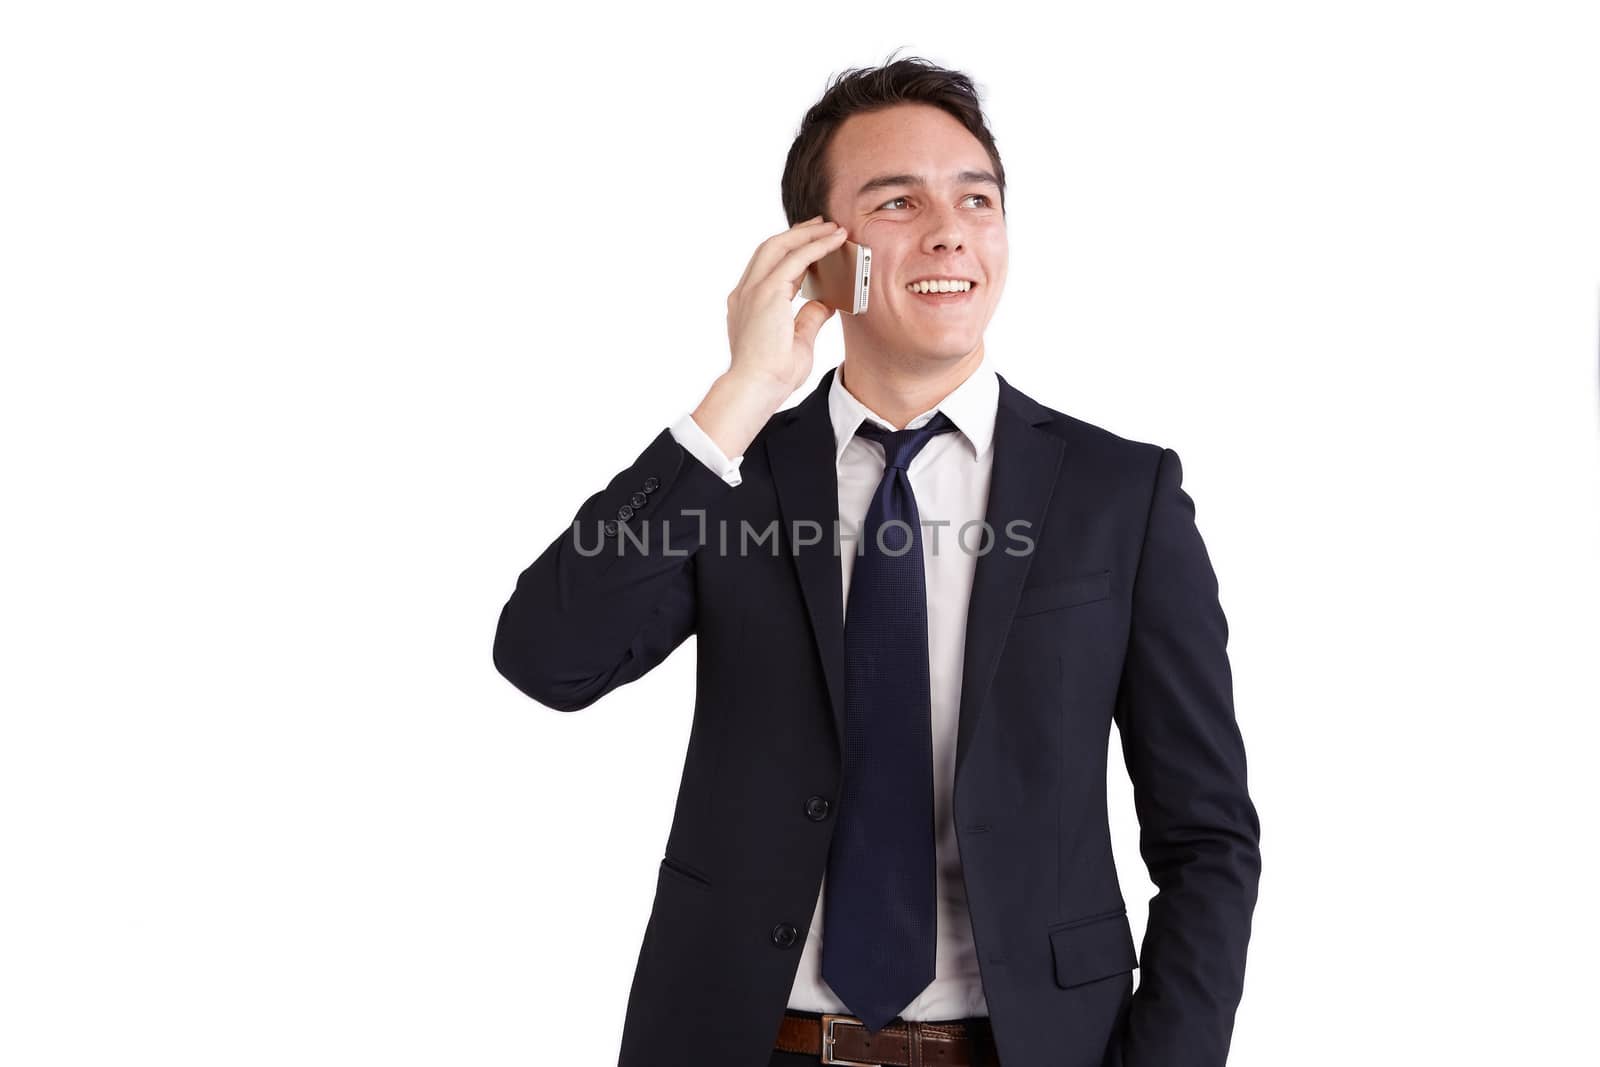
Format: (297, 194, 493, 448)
(982, 244, 1008, 289)
(858, 226, 904, 267)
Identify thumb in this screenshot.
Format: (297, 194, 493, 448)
(795, 299, 836, 346)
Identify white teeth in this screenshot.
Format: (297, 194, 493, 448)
(906, 279, 973, 293)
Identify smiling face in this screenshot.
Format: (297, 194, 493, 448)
(820, 102, 1008, 372)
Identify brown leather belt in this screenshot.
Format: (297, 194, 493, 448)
(774, 1010, 998, 1066)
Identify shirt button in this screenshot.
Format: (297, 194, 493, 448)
(630, 491, 647, 508)
(643, 476, 660, 493)
(771, 922, 799, 948)
(617, 504, 634, 520)
(602, 519, 619, 536)
(804, 796, 831, 821)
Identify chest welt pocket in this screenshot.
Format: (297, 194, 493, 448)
(1014, 570, 1112, 618)
(659, 855, 712, 890)
(1047, 906, 1138, 989)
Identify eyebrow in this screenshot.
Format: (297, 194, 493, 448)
(854, 169, 1001, 200)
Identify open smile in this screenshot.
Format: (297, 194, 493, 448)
(905, 280, 978, 307)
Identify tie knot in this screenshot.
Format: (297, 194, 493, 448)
(854, 410, 959, 471)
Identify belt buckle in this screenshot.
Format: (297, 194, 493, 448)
(820, 1013, 881, 1067)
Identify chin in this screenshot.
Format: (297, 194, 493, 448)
(909, 340, 980, 363)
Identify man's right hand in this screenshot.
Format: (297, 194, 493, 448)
(692, 215, 849, 459)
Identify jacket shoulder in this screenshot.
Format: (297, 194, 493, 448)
(1012, 384, 1168, 482)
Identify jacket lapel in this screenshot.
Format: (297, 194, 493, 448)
(766, 366, 1064, 783)
(767, 367, 849, 749)
(953, 374, 1063, 787)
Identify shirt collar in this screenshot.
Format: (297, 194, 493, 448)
(827, 359, 999, 466)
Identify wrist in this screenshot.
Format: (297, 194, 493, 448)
(717, 367, 793, 408)
(693, 371, 789, 459)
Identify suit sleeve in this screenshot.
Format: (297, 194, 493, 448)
(492, 426, 738, 712)
(1112, 447, 1262, 1067)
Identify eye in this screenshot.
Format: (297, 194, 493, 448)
(875, 194, 993, 211)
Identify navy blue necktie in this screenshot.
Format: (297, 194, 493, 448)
(822, 410, 959, 1034)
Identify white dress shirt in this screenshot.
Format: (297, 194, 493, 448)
(667, 360, 999, 1021)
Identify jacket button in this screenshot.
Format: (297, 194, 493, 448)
(804, 795, 831, 821)
(643, 476, 660, 492)
(617, 504, 634, 520)
(630, 491, 647, 508)
(603, 519, 619, 536)
(771, 922, 798, 948)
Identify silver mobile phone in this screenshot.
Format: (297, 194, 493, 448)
(801, 236, 871, 315)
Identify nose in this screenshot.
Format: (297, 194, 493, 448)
(922, 207, 964, 253)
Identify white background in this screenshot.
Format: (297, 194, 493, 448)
(4, 2, 1597, 1063)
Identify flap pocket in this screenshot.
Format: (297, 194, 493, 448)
(1047, 907, 1138, 989)
(1014, 570, 1112, 618)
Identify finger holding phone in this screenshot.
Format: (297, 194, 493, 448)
(693, 216, 852, 458)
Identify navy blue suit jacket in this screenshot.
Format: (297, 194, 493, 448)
(493, 366, 1261, 1066)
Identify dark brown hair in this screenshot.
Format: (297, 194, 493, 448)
(780, 48, 1007, 227)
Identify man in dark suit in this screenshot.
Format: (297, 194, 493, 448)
(493, 55, 1260, 1067)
